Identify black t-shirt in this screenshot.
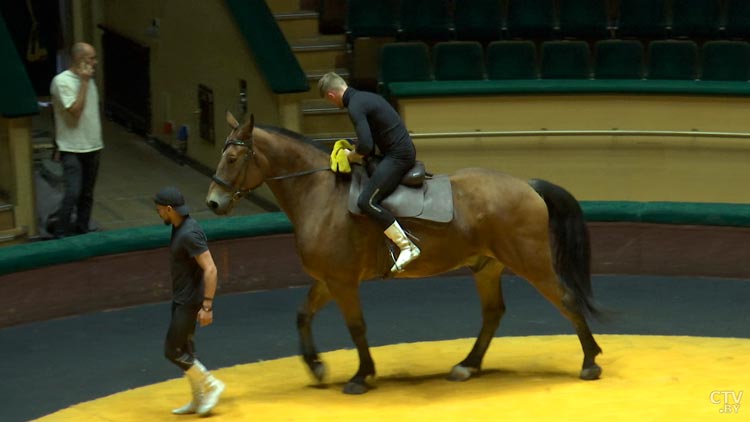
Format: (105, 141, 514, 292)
(169, 216, 208, 305)
(343, 87, 416, 159)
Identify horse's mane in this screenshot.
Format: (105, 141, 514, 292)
(257, 125, 329, 152)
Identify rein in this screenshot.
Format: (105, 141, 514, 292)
(211, 137, 330, 200)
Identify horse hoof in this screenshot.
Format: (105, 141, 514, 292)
(311, 361, 326, 382)
(447, 365, 474, 382)
(580, 365, 602, 380)
(343, 381, 368, 395)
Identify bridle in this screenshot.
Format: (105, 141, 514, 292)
(211, 137, 254, 201)
(211, 134, 331, 201)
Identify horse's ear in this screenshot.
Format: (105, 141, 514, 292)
(226, 110, 240, 129)
(238, 113, 254, 140)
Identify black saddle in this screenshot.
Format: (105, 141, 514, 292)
(348, 164, 453, 223)
(366, 156, 429, 188)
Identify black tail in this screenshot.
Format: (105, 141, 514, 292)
(529, 179, 601, 319)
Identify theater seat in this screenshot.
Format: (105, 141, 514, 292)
(433, 41, 486, 80)
(454, 0, 502, 42)
(594, 39, 644, 79)
(700, 41, 750, 81)
(670, 0, 720, 38)
(541, 40, 591, 79)
(379, 42, 433, 86)
(725, 0, 750, 39)
(346, 0, 400, 38)
(616, 0, 667, 38)
(558, 0, 610, 39)
(647, 40, 698, 80)
(399, 0, 453, 41)
(505, 0, 556, 39)
(486, 40, 538, 79)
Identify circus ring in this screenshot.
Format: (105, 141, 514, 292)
(1, 206, 749, 421)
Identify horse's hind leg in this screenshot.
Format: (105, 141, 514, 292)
(297, 279, 333, 382)
(449, 257, 505, 381)
(518, 264, 602, 380)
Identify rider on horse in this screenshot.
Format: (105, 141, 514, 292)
(318, 72, 421, 273)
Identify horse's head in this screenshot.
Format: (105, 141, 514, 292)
(206, 111, 265, 215)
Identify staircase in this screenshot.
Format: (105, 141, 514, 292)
(269, 0, 355, 146)
(0, 199, 27, 247)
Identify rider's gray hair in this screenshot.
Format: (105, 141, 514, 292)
(318, 72, 347, 98)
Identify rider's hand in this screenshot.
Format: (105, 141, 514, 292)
(346, 149, 363, 164)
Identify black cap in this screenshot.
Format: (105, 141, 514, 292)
(153, 186, 190, 216)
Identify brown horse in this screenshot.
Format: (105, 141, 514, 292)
(207, 112, 602, 394)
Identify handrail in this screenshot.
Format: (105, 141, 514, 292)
(409, 129, 750, 139)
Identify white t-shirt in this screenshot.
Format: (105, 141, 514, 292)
(50, 70, 104, 153)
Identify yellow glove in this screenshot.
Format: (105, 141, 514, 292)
(330, 139, 354, 173)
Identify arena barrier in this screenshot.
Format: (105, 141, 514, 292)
(1, 203, 749, 327)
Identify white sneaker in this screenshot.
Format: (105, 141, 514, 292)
(384, 221, 421, 272)
(172, 400, 199, 415)
(391, 244, 421, 273)
(173, 367, 203, 414)
(197, 378, 225, 416)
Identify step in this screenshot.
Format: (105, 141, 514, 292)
(280, 67, 350, 103)
(265, 0, 304, 14)
(0, 203, 14, 231)
(275, 11, 320, 41)
(300, 99, 353, 134)
(306, 132, 357, 151)
(0, 226, 27, 247)
(291, 40, 348, 71)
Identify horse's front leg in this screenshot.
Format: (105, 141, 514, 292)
(297, 279, 332, 383)
(449, 258, 505, 381)
(330, 282, 375, 395)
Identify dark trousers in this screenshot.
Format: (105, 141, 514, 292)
(54, 150, 100, 236)
(164, 302, 200, 371)
(357, 155, 415, 229)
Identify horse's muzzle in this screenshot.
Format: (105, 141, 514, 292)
(205, 189, 233, 215)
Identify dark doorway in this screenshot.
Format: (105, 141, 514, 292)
(99, 27, 151, 136)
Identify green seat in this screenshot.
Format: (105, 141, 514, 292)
(616, 0, 667, 38)
(700, 41, 750, 81)
(647, 40, 698, 80)
(433, 41, 486, 80)
(558, 0, 610, 39)
(400, 0, 452, 41)
(454, 0, 502, 41)
(594, 39, 644, 79)
(505, 0, 555, 39)
(379, 42, 432, 85)
(725, 0, 750, 39)
(670, 0, 720, 38)
(346, 0, 400, 38)
(540, 40, 591, 79)
(486, 40, 538, 79)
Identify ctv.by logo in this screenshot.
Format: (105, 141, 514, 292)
(710, 391, 743, 414)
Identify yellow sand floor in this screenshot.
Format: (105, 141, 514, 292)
(37, 335, 749, 422)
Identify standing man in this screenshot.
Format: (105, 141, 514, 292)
(154, 186, 225, 416)
(49, 42, 104, 237)
(318, 72, 421, 273)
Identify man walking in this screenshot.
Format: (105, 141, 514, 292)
(154, 186, 225, 416)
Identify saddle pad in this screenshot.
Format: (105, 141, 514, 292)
(348, 166, 454, 223)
